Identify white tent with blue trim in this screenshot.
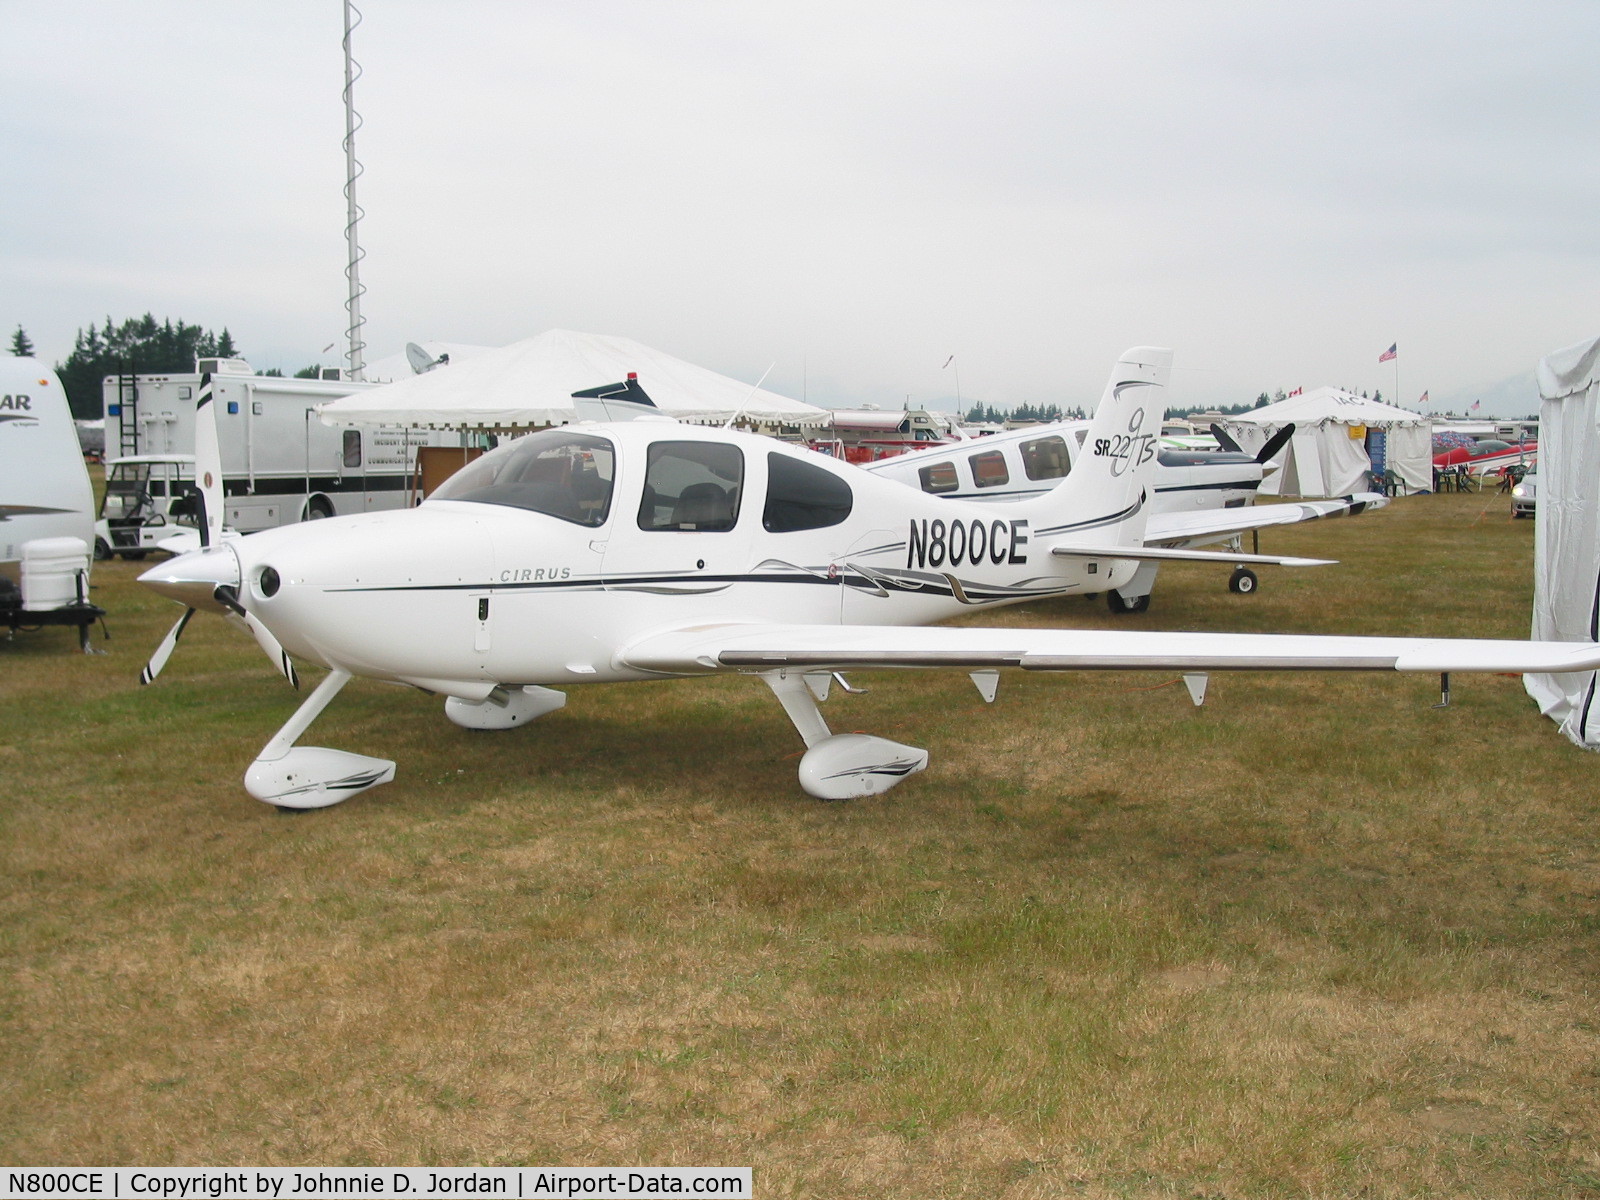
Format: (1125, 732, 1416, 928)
(1221, 388, 1433, 497)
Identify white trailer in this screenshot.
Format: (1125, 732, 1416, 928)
(98, 357, 470, 558)
(1, 358, 103, 648)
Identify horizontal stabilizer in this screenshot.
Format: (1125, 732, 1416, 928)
(1050, 544, 1334, 567)
(571, 375, 656, 407)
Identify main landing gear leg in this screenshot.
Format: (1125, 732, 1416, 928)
(761, 669, 928, 801)
(1106, 562, 1157, 615)
(244, 668, 396, 809)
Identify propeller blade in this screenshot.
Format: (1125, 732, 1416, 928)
(1209, 423, 1244, 453)
(244, 611, 301, 689)
(214, 584, 299, 689)
(140, 608, 195, 685)
(1256, 422, 1297, 464)
(193, 374, 224, 549)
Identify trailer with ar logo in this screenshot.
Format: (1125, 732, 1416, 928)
(1, 357, 104, 649)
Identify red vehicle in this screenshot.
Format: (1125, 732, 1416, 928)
(813, 409, 957, 464)
(1433, 438, 1537, 475)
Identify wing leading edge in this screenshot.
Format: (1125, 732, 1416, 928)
(619, 622, 1600, 677)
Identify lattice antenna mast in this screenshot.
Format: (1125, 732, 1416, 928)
(341, 0, 367, 381)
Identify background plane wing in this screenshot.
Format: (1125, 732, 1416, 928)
(1144, 493, 1385, 548)
(619, 621, 1600, 677)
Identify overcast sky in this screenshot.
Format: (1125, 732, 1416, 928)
(4, 1, 1596, 415)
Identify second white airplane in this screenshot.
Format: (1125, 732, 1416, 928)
(139, 348, 1599, 808)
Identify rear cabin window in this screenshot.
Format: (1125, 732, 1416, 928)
(638, 441, 744, 531)
(1020, 435, 1069, 481)
(918, 461, 959, 494)
(970, 449, 1010, 489)
(429, 429, 615, 527)
(342, 429, 362, 469)
(763, 451, 854, 532)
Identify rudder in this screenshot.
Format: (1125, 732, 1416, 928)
(1021, 346, 1171, 547)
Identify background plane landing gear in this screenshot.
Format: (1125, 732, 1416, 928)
(1229, 566, 1259, 594)
(1106, 590, 1151, 614)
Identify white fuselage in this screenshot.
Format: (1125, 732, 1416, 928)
(229, 420, 1151, 694)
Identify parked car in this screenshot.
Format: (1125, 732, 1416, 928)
(1512, 472, 1537, 518)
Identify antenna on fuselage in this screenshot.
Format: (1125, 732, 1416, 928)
(721, 361, 776, 430)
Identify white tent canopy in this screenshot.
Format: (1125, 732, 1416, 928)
(1525, 334, 1600, 749)
(317, 329, 831, 430)
(361, 342, 495, 384)
(1222, 388, 1433, 497)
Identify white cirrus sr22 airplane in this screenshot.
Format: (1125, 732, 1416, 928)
(138, 348, 1600, 808)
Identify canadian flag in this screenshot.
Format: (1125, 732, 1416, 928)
(1288, 387, 1303, 397)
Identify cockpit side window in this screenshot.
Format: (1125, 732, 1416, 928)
(428, 429, 615, 527)
(763, 451, 853, 532)
(638, 441, 744, 532)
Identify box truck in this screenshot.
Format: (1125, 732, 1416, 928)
(98, 358, 472, 558)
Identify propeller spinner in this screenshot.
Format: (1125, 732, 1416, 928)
(137, 377, 299, 689)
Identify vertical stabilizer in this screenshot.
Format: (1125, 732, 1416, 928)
(192, 374, 225, 550)
(1022, 346, 1171, 546)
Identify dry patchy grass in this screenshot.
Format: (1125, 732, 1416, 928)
(3, 490, 1599, 1197)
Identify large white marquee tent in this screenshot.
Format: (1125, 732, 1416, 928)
(317, 329, 831, 430)
(1525, 334, 1600, 749)
(1221, 388, 1433, 497)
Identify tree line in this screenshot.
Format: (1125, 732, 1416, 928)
(963, 402, 1084, 424)
(9, 317, 329, 419)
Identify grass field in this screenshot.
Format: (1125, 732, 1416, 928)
(3, 488, 1598, 1197)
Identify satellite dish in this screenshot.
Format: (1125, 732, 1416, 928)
(405, 343, 444, 375)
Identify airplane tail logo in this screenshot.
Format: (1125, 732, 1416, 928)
(1022, 347, 1170, 546)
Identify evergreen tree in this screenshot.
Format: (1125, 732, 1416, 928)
(55, 313, 237, 419)
(10, 326, 34, 356)
(293, 364, 324, 380)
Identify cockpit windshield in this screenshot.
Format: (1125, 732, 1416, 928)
(429, 429, 615, 527)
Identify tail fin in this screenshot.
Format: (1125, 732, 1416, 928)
(1022, 346, 1171, 546)
(192, 373, 225, 550)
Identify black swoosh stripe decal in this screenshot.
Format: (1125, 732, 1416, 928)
(1035, 491, 1146, 537)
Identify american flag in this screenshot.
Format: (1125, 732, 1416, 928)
(1419, 390, 1429, 405)
(1378, 343, 1397, 363)
(1470, 400, 1481, 412)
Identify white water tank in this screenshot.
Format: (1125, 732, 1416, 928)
(21, 536, 90, 611)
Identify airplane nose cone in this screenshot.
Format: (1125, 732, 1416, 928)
(138, 545, 242, 612)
